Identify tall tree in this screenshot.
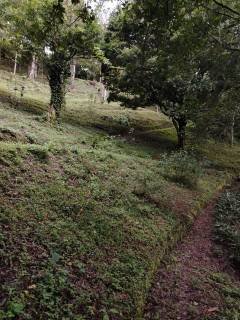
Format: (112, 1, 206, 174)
(10, 0, 103, 121)
(191, 0, 240, 143)
(104, 0, 212, 148)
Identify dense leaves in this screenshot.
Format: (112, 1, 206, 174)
(104, 0, 240, 147)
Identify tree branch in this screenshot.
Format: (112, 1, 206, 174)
(213, 0, 240, 17)
(209, 32, 240, 52)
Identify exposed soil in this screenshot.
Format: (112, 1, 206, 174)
(144, 194, 240, 320)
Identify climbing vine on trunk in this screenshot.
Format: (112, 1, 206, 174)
(46, 53, 70, 121)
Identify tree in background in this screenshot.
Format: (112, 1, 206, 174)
(3, 0, 103, 121)
(191, 0, 240, 144)
(104, 0, 215, 148)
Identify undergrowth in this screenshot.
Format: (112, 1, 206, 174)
(204, 273, 240, 320)
(0, 80, 239, 319)
(214, 187, 240, 266)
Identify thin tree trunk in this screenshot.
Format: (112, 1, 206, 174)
(70, 63, 76, 86)
(28, 55, 38, 80)
(13, 52, 18, 75)
(172, 116, 187, 149)
(230, 107, 239, 147)
(230, 113, 235, 147)
(99, 77, 108, 104)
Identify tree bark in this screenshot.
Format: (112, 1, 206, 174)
(172, 116, 187, 149)
(28, 55, 38, 80)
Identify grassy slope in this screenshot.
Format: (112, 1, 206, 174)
(0, 69, 171, 137)
(0, 71, 239, 319)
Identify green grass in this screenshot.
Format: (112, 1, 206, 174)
(203, 273, 240, 320)
(0, 69, 172, 137)
(0, 70, 239, 319)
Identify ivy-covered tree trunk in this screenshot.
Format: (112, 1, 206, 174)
(46, 54, 69, 121)
(49, 74, 66, 119)
(172, 116, 187, 149)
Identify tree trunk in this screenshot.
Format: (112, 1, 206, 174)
(49, 78, 66, 121)
(13, 52, 18, 75)
(46, 53, 70, 122)
(28, 55, 38, 80)
(48, 67, 67, 122)
(99, 77, 108, 104)
(230, 108, 239, 147)
(70, 63, 76, 86)
(172, 116, 187, 149)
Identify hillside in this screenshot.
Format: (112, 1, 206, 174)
(0, 72, 239, 319)
(0, 70, 172, 138)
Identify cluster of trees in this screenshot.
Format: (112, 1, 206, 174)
(0, 0, 105, 119)
(0, 0, 240, 147)
(104, 0, 240, 147)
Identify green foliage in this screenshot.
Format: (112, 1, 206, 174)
(28, 145, 50, 162)
(1, 0, 103, 118)
(204, 273, 240, 320)
(214, 188, 240, 265)
(104, 0, 215, 147)
(4, 301, 25, 318)
(159, 151, 202, 188)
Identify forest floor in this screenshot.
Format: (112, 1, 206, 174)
(144, 186, 240, 320)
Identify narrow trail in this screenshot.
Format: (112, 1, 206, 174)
(144, 195, 240, 320)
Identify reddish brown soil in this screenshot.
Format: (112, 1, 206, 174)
(144, 197, 240, 320)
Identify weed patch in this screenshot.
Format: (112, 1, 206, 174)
(159, 150, 203, 189)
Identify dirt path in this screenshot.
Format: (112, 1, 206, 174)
(144, 196, 240, 320)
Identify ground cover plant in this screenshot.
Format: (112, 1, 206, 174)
(214, 186, 240, 266)
(0, 99, 238, 319)
(0, 69, 171, 137)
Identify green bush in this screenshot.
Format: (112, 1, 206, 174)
(159, 150, 202, 188)
(214, 190, 240, 265)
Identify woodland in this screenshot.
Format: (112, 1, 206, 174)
(0, 1, 240, 319)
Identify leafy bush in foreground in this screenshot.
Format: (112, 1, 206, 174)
(214, 189, 240, 265)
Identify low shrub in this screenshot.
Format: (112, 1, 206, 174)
(214, 189, 240, 266)
(159, 150, 202, 188)
(28, 146, 50, 162)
